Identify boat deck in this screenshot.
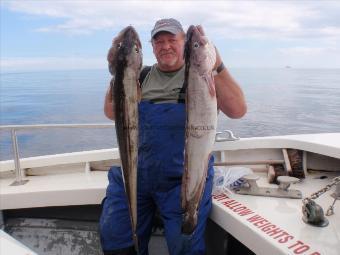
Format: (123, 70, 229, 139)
(1, 133, 340, 254)
(0, 170, 108, 210)
(3, 206, 169, 255)
(211, 171, 340, 255)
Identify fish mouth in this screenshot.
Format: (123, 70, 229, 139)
(118, 26, 142, 53)
(112, 26, 142, 68)
(184, 25, 215, 74)
(121, 26, 138, 38)
(124, 26, 140, 41)
(184, 25, 208, 58)
(108, 25, 143, 78)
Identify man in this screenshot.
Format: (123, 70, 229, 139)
(100, 18, 246, 255)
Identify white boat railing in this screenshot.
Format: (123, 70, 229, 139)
(0, 123, 115, 186)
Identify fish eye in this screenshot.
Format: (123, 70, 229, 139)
(193, 42, 199, 48)
(135, 45, 139, 53)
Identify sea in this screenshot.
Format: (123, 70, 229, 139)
(1, 68, 339, 160)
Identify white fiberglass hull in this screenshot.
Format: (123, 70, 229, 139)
(0, 132, 339, 255)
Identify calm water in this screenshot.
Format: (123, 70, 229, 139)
(1, 68, 339, 160)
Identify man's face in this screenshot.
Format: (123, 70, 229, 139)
(152, 32, 185, 72)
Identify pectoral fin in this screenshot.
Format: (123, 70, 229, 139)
(204, 73, 216, 97)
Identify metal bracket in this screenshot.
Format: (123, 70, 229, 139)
(10, 129, 28, 186)
(10, 180, 29, 186)
(235, 174, 302, 199)
(330, 181, 340, 200)
(215, 130, 240, 142)
(326, 181, 340, 216)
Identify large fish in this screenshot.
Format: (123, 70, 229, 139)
(107, 26, 142, 250)
(181, 25, 217, 234)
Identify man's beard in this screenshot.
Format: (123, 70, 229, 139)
(158, 51, 178, 67)
(159, 56, 178, 67)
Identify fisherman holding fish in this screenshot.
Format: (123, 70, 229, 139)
(101, 18, 246, 255)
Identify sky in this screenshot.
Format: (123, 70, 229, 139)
(1, 0, 340, 72)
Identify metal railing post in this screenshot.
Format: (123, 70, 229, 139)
(10, 129, 28, 186)
(0, 123, 116, 186)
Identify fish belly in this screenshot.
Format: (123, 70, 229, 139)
(182, 71, 217, 234)
(116, 67, 139, 237)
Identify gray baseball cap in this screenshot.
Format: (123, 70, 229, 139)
(151, 18, 184, 38)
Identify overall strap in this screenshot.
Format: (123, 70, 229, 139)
(177, 82, 186, 103)
(139, 66, 152, 87)
(177, 64, 188, 103)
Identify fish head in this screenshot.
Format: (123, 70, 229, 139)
(185, 25, 216, 76)
(107, 26, 143, 76)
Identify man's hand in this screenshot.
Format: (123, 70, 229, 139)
(107, 36, 122, 63)
(191, 26, 246, 118)
(194, 25, 222, 72)
(107, 31, 127, 75)
(104, 78, 115, 120)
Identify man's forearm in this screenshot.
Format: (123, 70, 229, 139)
(212, 47, 246, 119)
(104, 82, 115, 120)
(215, 68, 247, 119)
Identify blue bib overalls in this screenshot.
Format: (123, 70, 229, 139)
(100, 101, 214, 255)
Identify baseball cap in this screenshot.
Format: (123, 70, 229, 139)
(151, 18, 184, 38)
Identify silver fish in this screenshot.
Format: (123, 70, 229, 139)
(107, 25, 142, 250)
(181, 25, 217, 234)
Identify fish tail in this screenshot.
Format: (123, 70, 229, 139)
(182, 210, 198, 234)
(132, 233, 139, 253)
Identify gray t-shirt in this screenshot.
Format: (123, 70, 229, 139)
(141, 64, 185, 103)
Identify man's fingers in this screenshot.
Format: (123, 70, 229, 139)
(195, 25, 208, 45)
(196, 25, 205, 36)
(112, 37, 121, 46)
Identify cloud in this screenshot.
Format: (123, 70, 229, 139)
(2, 1, 340, 69)
(3, 0, 340, 42)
